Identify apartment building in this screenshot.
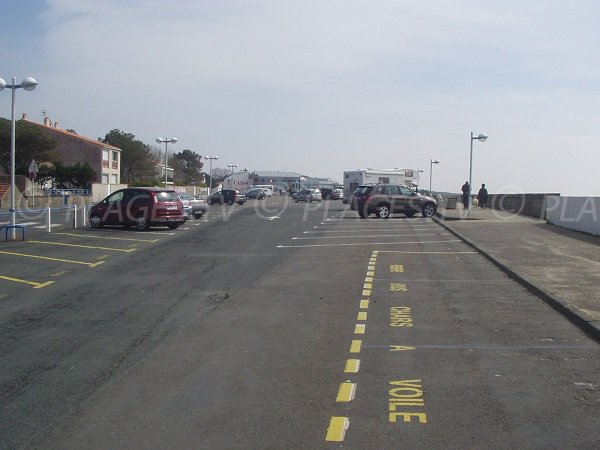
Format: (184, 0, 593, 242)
(22, 114, 121, 185)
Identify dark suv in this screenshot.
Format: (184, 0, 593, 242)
(207, 189, 246, 205)
(352, 184, 438, 219)
(89, 187, 186, 230)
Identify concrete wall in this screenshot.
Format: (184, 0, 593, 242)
(545, 197, 600, 236)
(488, 193, 560, 219)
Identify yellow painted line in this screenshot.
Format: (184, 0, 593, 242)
(354, 324, 366, 334)
(363, 282, 372, 290)
(360, 299, 370, 309)
(390, 264, 405, 273)
(325, 416, 349, 442)
(366, 271, 375, 276)
(27, 240, 135, 253)
(362, 289, 371, 297)
(368, 265, 375, 271)
(0, 275, 55, 289)
(0, 250, 106, 267)
(350, 340, 362, 353)
(364, 276, 373, 283)
(336, 382, 356, 402)
(54, 232, 159, 243)
(357, 311, 367, 321)
(344, 359, 360, 373)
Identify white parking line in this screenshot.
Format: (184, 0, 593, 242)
(293, 233, 450, 240)
(278, 239, 461, 248)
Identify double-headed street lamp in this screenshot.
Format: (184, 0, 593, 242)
(227, 163, 238, 175)
(429, 159, 439, 191)
(204, 156, 218, 194)
(0, 76, 38, 240)
(468, 132, 488, 212)
(156, 136, 177, 188)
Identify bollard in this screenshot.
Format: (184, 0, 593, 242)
(47, 207, 51, 233)
(82, 204, 87, 227)
(73, 205, 78, 228)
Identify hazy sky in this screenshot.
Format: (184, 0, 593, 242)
(2, 0, 600, 195)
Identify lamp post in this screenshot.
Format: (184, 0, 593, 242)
(0, 76, 38, 240)
(468, 132, 488, 212)
(227, 163, 238, 175)
(204, 156, 218, 194)
(429, 159, 439, 191)
(156, 136, 177, 188)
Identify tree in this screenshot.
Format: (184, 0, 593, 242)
(101, 129, 155, 183)
(53, 161, 96, 188)
(0, 118, 59, 175)
(171, 149, 204, 184)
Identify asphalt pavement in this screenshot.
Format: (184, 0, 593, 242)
(435, 205, 600, 342)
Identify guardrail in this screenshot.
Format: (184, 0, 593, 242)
(44, 188, 92, 197)
(0, 204, 94, 236)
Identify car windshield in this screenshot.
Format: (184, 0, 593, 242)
(155, 191, 180, 201)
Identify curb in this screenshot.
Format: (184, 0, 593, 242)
(433, 216, 600, 344)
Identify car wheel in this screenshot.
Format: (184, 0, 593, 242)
(294, 199, 298, 203)
(358, 211, 366, 219)
(422, 203, 437, 218)
(376, 204, 391, 219)
(207, 199, 213, 205)
(135, 216, 150, 231)
(168, 223, 180, 229)
(89, 213, 103, 228)
(193, 213, 203, 219)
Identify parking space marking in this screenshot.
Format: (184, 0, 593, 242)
(325, 417, 350, 442)
(278, 239, 461, 248)
(336, 382, 357, 402)
(26, 240, 136, 253)
(344, 359, 361, 373)
(293, 233, 447, 240)
(0, 275, 54, 289)
(54, 232, 159, 243)
(0, 250, 106, 267)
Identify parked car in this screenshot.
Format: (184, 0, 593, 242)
(89, 187, 186, 230)
(207, 189, 246, 205)
(320, 188, 341, 200)
(294, 189, 322, 203)
(352, 184, 437, 218)
(245, 188, 267, 200)
(178, 192, 208, 219)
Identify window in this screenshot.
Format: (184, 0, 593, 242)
(399, 186, 413, 195)
(102, 174, 109, 183)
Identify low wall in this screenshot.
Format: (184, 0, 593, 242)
(488, 193, 560, 219)
(545, 197, 600, 236)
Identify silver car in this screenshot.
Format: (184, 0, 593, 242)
(294, 189, 322, 203)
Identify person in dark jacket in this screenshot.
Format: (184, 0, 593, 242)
(461, 181, 470, 209)
(477, 183, 489, 209)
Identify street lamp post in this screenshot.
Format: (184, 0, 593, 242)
(0, 76, 38, 240)
(156, 136, 177, 188)
(204, 156, 218, 194)
(468, 132, 488, 212)
(429, 159, 439, 191)
(227, 163, 238, 175)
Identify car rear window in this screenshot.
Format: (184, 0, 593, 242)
(154, 191, 180, 201)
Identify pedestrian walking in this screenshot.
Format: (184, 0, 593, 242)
(461, 181, 470, 209)
(477, 183, 489, 209)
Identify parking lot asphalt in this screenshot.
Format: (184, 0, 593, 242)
(435, 206, 600, 342)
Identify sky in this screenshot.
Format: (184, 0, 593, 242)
(1, 0, 600, 195)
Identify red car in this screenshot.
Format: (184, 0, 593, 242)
(89, 187, 186, 230)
